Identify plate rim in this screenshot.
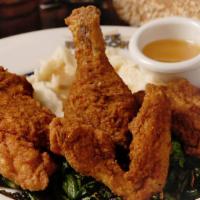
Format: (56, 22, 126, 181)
(0, 25, 136, 41)
(0, 26, 137, 74)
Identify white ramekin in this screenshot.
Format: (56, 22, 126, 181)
(129, 17, 200, 86)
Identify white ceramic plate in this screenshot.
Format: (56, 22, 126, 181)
(0, 26, 136, 200)
(0, 26, 136, 75)
(0, 25, 200, 200)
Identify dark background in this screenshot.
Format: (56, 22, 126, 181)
(0, 0, 127, 38)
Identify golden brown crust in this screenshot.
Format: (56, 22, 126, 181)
(0, 132, 56, 191)
(50, 117, 127, 194)
(0, 66, 33, 96)
(163, 79, 200, 157)
(49, 6, 172, 199)
(133, 79, 200, 158)
(0, 95, 54, 147)
(0, 68, 56, 191)
(65, 6, 136, 146)
(126, 84, 171, 200)
(50, 83, 171, 200)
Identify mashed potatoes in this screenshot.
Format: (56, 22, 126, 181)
(28, 45, 159, 117)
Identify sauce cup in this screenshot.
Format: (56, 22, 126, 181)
(129, 17, 200, 86)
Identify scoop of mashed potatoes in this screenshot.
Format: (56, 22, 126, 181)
(28, 45, 158, 117)
(27, 47, 76, 117)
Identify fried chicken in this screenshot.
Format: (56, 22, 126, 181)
(49, 6, 172, 199)
(50, 117, 127, 194)
(125, 84, 171, 200)
(50, 117, 135, 198)
(162, 78, 200, 157)
(0, 66, 33, 96)
(50, 83, 171, 200)
(0, 67, 56, 191)
(132, 79, 200, 158)
(64, 6, 136, 146)
(0, 132, 55, 191)
(0, 94, 54, 147)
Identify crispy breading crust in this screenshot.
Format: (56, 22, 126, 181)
(64, 6, 136, 147)
(132, 79, 200, 158)
(163, 79, 200, 157)
(126, 84, 171, 200)
(50, 6, 171, 200)
(50, 116, 135, 199)
(0, 132, 55, 191)
(0, 66, 33, 96)
(0, 95, 54, 147)
(0, 67, 56, 191)
(50, 84, 171, 200)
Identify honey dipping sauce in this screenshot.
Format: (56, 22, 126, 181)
(142, 39, 200, 62)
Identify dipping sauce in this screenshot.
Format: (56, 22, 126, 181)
(142, 39, 200, 62)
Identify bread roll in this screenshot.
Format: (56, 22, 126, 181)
(113, 0, 200, 26)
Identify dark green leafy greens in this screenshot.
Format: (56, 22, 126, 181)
(152, 140, 200, 200)
(0, 159, 120, 200)
(48, 159, 121, 200)
(1, 140, 200, 200)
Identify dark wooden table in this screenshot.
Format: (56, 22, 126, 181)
(0, 0, 127, 38)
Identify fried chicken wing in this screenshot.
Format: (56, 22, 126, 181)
(50, 117, 134, 198)
(50, 84, 171, 200)
(163, 79, 200, 157)
(0, 67, 56, 191)
(50, 117, 127, 194)
(64, 6, 136, 146)
(125, 84, 171, 199)
(132, 79, 200, 158)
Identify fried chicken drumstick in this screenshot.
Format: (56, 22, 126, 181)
(64, 6, 135, 146)
(0, 67, 56, 191)
(50, 6, 171, 200)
